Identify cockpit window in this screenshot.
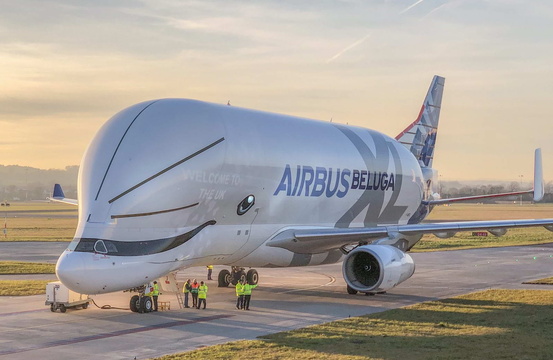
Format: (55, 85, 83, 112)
(73, 220, 215, 256)
(93, 240, 108, 254)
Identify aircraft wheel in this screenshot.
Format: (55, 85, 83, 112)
(232, 270, 246, 285)
(140, 296, 153, 313)
(82, 302, 89, 309)
(130, 295, 140, 312)
(218, 269, 231, 287)
(246, 269, 259, 285)
(346, 285, 358, 295)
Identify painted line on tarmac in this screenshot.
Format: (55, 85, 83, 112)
(278, 274, 336, 294)
(0, 313, 233, 356)
(0, 308, 47, 317)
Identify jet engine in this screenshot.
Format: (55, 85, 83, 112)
(342, 245, 415, 293)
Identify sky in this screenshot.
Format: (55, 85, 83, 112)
(1, 0, 553, 182)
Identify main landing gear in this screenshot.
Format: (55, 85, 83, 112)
(346, 284, 386, 296)
(218, 266, 259, 287)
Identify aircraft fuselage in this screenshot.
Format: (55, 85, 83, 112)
(57, 99, 425, 294)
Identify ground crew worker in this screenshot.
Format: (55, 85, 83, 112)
(183, 279, 191, 308)
(197, 281, 208, 309)
(151, 281, 160, 311)
(207, 265, 213, 280)
(235, 279, 245, 309)
(191, 279, 199, 308)
(242, 282, 257, 310)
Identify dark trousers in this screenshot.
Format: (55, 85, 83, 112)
(153, 295, 158, 311)
(207, 269, 212, 280)
(184, 292, 189, 307)
(236, 295, 244, 309)
(192, 293, 198, 307)
(197, 298, 206, 309)
(243, 295, 251, 309)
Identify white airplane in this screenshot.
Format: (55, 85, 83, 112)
(51, 75, 553, 313)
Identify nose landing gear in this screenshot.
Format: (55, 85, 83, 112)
(128, 285, 153, 313)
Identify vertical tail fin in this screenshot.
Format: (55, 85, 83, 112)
(395, 75, 445, 168)
(53, 184, 65, 199)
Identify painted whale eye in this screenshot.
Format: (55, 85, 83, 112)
(237, 195, 255, 215)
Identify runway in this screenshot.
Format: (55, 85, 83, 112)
(0, 241, 69, 263)
(1, 244, 553, 359)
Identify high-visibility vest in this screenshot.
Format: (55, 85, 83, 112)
(183, 283, 191, 293)
(235, 283, 245, 296)
(198, 285, 208, 299)
(191, 283, 199, 294)
(152, 283, 160, 296)
(243, 284, 257, 295)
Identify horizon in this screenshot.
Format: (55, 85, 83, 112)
(0, 162, 540, 186)
(3, 1, 553, 181)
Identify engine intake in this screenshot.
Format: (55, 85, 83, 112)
(342, 245, 415, 293)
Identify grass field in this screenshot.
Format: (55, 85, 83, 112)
(1, 217, 77, 241)
(1, 201, 77, 241)
(426, 203, 553, 222)
(154, 289, 553, 360)
(0, 201, 77, 212)
(0, 280, 50, 296)
(414, 204, 553, 251)
(0, 261, 55, 274)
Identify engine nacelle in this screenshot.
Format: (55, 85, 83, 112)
(342, 245, 415, 293)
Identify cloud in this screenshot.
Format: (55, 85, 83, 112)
(326, 33, 371, 63)
(400, 0, 426, 14)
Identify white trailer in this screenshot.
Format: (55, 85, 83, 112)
(45, 281, 90, 313)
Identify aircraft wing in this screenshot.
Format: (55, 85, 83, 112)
(48, 184, 78, 206)
(267, 218, 553, 254)
(424, 190, 534, 206)
(427, 149, 545, 206)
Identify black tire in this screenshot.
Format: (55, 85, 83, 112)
(50, 304, 56, 312)
(82, 302, 89, 309)
(218, 269, 231, 287)
(232, 270, 246, 285)
(346, 285, 358, 295)
(246, 269, 259, 285)
(59, 304, 67, 313)
(130, 295, 140, 312)
(140, 296, 153, 313)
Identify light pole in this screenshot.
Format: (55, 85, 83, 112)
(519, 174, 523, 205)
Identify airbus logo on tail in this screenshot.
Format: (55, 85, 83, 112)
(274, 164, 395, 198)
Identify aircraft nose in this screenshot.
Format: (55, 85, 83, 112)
(56, 250, 88, 293)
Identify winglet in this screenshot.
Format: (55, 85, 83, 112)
(533, 148, 544, 202)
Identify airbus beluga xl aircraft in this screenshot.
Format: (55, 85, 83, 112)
(51, 75, 553, 313)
